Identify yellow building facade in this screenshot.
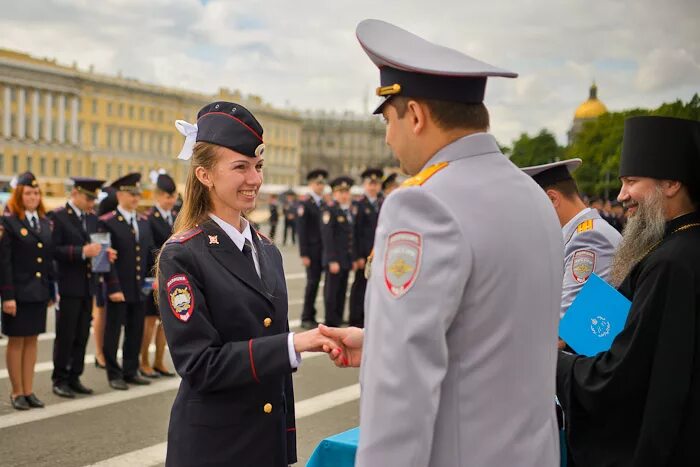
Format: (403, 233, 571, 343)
(0, 48, 302, 197)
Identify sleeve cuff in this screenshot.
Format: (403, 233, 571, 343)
(287, 332, 302, 369)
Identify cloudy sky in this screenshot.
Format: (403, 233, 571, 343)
(2, 0, 698, 145)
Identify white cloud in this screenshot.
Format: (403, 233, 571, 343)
(0, 0, 698, 145)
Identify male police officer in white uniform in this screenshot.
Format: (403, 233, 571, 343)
(321, 19, 563, 467)
(522, 159, 621, 320)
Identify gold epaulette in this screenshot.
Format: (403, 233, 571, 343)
(577, 219, 594, 233)
(401, 162, 449, 188)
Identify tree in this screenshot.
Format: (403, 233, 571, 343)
(509, 129, 564, 167)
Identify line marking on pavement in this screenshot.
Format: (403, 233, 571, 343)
(85, 383, 361, 467)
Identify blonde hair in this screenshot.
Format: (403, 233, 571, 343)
(154, 142, 220, 285)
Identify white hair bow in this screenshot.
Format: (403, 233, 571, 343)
(175, 120, 198, 161)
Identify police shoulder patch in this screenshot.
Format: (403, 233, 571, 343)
(167, 274, 194, 322)
(384, 231, 422, 298)
(322, 210, 331, 224)
(99, 211, 117, 222)
(577, 219, 594, 233)
(572, 249, 596, 283)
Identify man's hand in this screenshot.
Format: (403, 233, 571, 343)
(2, 299, 17, 316)
(319, 324, 364, 368)
(356, 258, 366, 270)
(301, 256, 311, 268)
(293, 328, 341, 353)
(558, 339, 567, 350)
(82, 242, 102, 258)
(328, 262, 340, 274)
(107, 248, 118, 263)
(109, 292, 126, 303)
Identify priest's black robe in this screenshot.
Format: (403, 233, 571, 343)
(557, 211, 700, 467)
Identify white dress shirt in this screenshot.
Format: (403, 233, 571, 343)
(117, 206, 139, 240)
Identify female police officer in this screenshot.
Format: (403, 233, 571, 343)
(0, 172, 54, 410)
(157, 102, 337, 467)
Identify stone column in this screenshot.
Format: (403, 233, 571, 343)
(2, 86, 10, 137)
(32, 90, 40, 140)
(44, 92, 53, 141)
(57, 94, 66, 143)
(70, 95, 78, 144)
(17, 87, 26, 139)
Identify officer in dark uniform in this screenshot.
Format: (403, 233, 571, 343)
(382, 172, 399, 196)
(296, 169, 328, 329)
(98, 173, 154, 390)
(349, 168, 383, 327)
(140, 172, 178, 378)
(0, 171, 54, 410)
(321, 176, 355, 327)
(282, 192, 297, 245)
(161, 100, 337, 466)
(49, 177, 105, 398)
(268, 194, 279, 242)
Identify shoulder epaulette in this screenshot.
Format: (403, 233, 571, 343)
(99, 211, 117, 222)
(577, 219, 594, 234)
(167, 227, 203, 244)
(401, 162, 449, 188)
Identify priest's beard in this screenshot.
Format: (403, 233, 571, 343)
(610, 186, 667, 287)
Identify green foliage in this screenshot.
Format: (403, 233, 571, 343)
(509, 129, 564, 167)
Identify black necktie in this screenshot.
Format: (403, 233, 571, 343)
(242, 239, 257, 276)
(166, 213, 173, 227)
(130, 216, 138, 241)
(30, 216, 38, 232)
(80, 213, 87, 232)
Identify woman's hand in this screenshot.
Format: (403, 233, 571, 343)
(2, 300, 17, 316)
(293, 328, 341, 353)
(107, 248, 118, 263)
(319, 325, 364, 368)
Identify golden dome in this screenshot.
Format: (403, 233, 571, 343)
(574, 83, 608, 120)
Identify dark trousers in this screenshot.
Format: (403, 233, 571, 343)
(301, 248, 323, 323)
(283, 220, 296, 245)
(269, 222, 278, 243)
(324, 267, 350, 327)
(52, 296, 93, 385)
(104, 300, 145, 381)
(348, 269, 367, 328)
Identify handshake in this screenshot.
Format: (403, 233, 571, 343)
(292, 325, 364, 368)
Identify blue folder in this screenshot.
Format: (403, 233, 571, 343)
(559, 274, 631, 356)
(307, 427, 359, 467)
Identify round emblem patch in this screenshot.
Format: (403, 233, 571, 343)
(384, 231, 422, 298)
(166, 274, 194, 322)
(572, 250, 596, 283)
(20, 227, 28, 236)
(322, 211, 331, 224)
(590, 315, 611, 337)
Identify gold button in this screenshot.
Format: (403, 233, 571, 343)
(263, 403, 272, 414)
(37, 257, 43, 263)
(136, 246, 140, 252)
(263, 318, 272, 328)
(136, 275, 141, 280)
(136, 266, 141, 271)
(87, 273, 92, 278)
(35, 272, 42, 278)
(136, 256, 141, 261)
(37, 242, 43, 249)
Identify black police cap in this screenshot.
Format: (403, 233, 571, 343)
(16, 171, 38, 188)
(110, 172, 142, 194)
(361, 168, 384, 181)
(196, 102, 265, 158)
(71, 177, 105, 199)
(382, 173, 398, 191)
(156, 173, 177, 195)
(330, 176, 355, 191)
(306, 169, 329, 183)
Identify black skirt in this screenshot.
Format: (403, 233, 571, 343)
(1, 301, 48, 337)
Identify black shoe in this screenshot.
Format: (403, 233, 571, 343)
(300, 320, 318, 330)
(153, 367, 176, 378)
(95, 358, 106, 369)
(52, 384, 76, 398)
(68, 380, 94, 395)
(10, 395, 30, 411)
(139, 369, 160, 379)
(25, 393, 45, 408)
(108, 379, 129, 390)
(124, 375, 151, 385)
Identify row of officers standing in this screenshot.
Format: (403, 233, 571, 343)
(291, 168, 399, 329)
(0, 170, 178, 410)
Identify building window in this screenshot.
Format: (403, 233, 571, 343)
(91, 161, 97, 176)
(53, 159, 59, 176)
(26, 155, 33, 172)
(106, 163, 112, 179)
(65, 159, 72, 175)
(128, 130, 134, 151)
(40, 157, 46, 175)
(118, 129, 123, 150)
(0, 153, 3, 173)
(92, 124, 99, 146)
(118, 103, 124, 117)
(12, 154, 19, 172)
(129, 106, 134, 119)
(107, 102, 113, 116)
(77, 160, 83, 176)
(139, 107, 145, 120)
(140, 131, 145, 151)
(92, 99, 98, 114)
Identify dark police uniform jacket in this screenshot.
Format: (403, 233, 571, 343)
(145, 207, 177, 314)
(98, 210, 154, 303)
(352, 195, 381, 262)
(269, 201, 279, 225)
(0, 214, 54, 302)
(320, 202, 354, 270)
(158, 220, 297, 467)
(49, 204, 98, 298)
(296, 196, 324, 258)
